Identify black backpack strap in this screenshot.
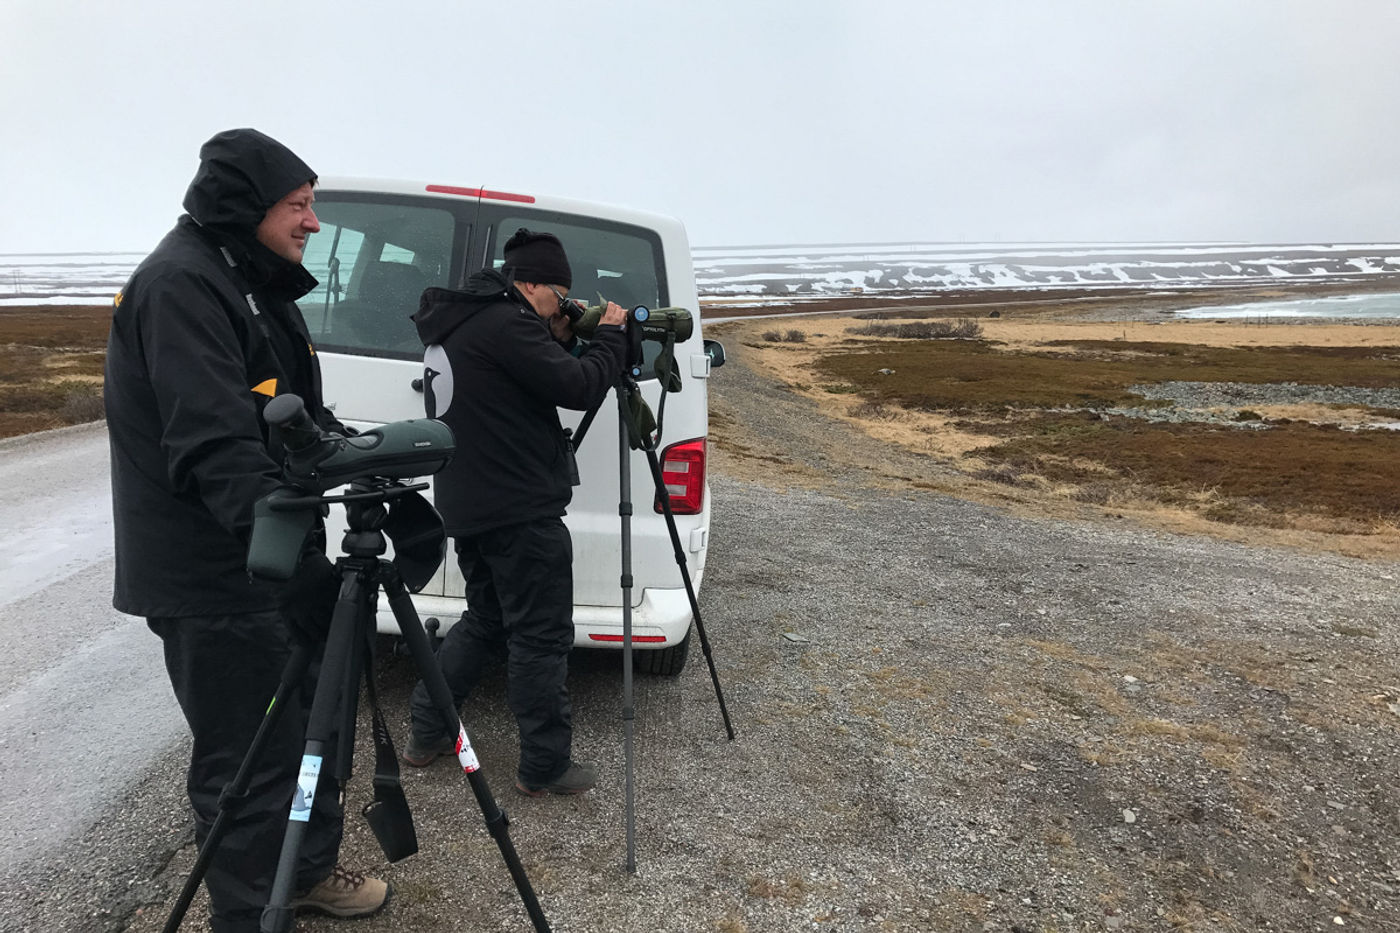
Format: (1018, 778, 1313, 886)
(360, 628, 419, 862)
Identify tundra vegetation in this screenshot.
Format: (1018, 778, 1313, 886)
(0, 306, 108, 438)
(725, 303, 1400, 552)
(814, 335, 1400, 530)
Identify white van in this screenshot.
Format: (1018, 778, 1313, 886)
(301, 178, 721, 674)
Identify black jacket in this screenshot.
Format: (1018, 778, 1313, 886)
(106, 137, 337, 617)
(414, 270, 628, 535)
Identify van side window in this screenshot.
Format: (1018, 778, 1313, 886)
(303, 201, 457, 359)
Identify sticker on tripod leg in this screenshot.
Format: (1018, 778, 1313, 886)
(289, 755, 322, 821)
(455, 729, 480, 773)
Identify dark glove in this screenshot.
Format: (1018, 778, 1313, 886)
(279, 548, 341, 644)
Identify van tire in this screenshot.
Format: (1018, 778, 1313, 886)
(634, 628, 692, 676)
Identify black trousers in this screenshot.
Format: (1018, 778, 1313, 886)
(409, 517, 575, 785)
(149, 612, 342, 933)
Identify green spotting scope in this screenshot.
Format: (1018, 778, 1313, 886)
(246, 394, 455, 582)
(266, 393, 455, 493)
(568, 299, 693, 343)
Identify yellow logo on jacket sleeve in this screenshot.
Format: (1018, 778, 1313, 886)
(113, 291, 123, 308)
(251, 378, 278, 397)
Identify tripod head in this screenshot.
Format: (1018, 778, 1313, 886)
(247, 395, 456, 591)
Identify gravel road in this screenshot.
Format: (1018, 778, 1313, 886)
(0, 423, 188, 933)
(106, 328, 1400, 932)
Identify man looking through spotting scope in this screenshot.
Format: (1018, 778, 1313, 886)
(403, 229, 628, 797)
(104, 128, 389, 932)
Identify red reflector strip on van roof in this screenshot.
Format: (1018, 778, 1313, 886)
(425, 184, 536, 203)
(588, 634, 668, 644)
(481, 188, 535, 203)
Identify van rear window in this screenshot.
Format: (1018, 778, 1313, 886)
(488, 216, 666, 312)
(486, 213, 674, 374)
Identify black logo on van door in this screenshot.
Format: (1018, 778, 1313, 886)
(423, 344, 453, 418)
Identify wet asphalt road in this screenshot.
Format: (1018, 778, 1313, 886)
(0, 423, 189, 933)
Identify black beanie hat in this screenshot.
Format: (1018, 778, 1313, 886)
(503, 228, 572, 289)
(182, 128, 316, 231)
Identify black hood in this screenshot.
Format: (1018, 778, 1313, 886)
(182, 128, 316, 232)
(413, 268, 524, 345)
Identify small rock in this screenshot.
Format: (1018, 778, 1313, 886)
(1122, 809, 1137, 824)
(1123, 675, 1140, 684)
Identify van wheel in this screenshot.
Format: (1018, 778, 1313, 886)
(634, 628, 691, 676)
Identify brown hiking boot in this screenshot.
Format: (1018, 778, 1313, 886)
(292, 865, 392, 918)
(401, 733, 455, 768)
(514, 759, 598, 797)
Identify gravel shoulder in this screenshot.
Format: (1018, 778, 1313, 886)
(121, 317, 1400, 933)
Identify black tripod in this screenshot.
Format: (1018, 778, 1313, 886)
(572, 325, 735, 872)
(162, 479, 551, 933)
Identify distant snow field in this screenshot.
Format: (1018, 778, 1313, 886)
(691, 241, 1400, 300)
(4, 243, 1400, 318)
(0, 252, 145, 306)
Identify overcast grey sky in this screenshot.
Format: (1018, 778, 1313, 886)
(2, 0, 1397, 253)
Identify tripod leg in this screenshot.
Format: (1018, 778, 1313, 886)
(616, 386, 638, 874)
(641, 445, 737, 740)
(381, 567, 552, 933)
(261, 571, 366, 933)
(161, 643, 313, 933)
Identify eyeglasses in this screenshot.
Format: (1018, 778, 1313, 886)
(548, 285, 581, 322)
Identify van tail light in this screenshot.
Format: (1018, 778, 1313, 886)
(655, 438, 706, 515)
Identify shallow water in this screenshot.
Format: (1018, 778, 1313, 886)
(1172, 291, 1400, 320)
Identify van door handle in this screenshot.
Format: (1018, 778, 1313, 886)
(411, 377, 424, 392)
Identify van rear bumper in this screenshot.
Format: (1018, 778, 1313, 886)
(374, 586, 695, 649)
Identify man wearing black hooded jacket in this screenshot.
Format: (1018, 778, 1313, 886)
(105, 129, 388, 932)
(403, 229, 628, 797)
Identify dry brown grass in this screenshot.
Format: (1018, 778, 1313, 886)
(805, 321, 1400, 527)
(965, 413, 1400, 525)
(814, 338, 1399, 410)
(0, 305, 111, 438)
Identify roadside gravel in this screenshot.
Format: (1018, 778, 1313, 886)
(123, 326, 1400, 933)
